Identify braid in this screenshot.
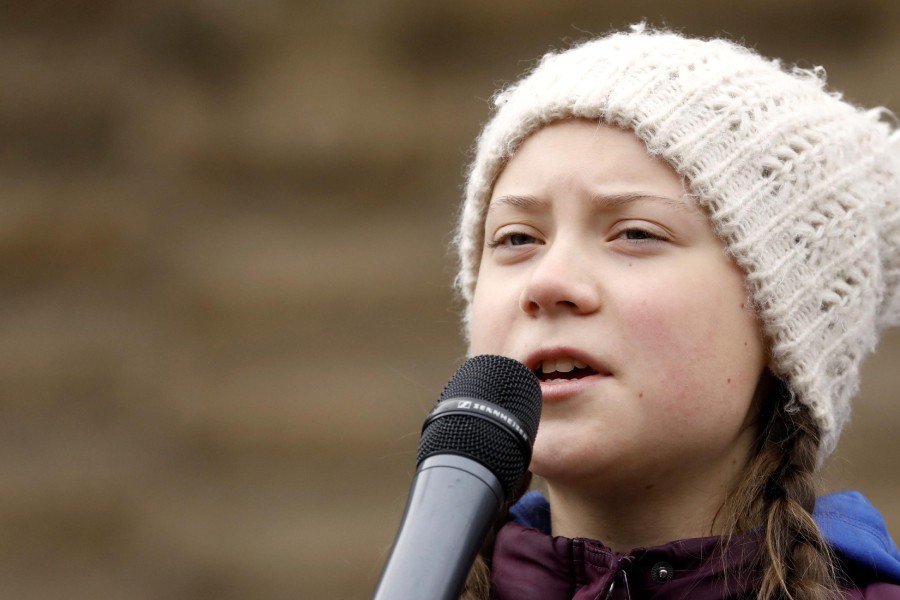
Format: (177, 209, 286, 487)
(460, 472, 533, 600)
(460, 548, 492, 600)
(722, 382, 842, 600)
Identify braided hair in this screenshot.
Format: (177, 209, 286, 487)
(720, 380, 842, 600)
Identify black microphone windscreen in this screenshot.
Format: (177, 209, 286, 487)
(417, 355, 541, 494)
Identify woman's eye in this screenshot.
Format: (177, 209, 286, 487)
(616, 227, 665, 242)
(506, 233, 537, 246)
(622, 229, 655, 240)
(489, 232, 539, 248)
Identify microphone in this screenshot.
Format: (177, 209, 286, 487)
(373, 355, 542, 600)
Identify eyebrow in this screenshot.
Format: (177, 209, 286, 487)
(488, 192, 697, 214)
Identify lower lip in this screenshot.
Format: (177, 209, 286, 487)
(539, 373, 609, 403)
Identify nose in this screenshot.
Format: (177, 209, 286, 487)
(519, 241, 601, 317)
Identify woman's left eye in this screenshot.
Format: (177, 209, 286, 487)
(617, 227, 664, 242)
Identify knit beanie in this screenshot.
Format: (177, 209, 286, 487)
(455, 25, 900, 461)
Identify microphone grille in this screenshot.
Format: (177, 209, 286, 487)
(417, 355, 542, 494)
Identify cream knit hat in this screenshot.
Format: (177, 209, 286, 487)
(455, 26, 900, 460)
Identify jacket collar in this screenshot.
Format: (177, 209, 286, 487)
(493, 515, 758, 599)
(498, 489, 900, 598)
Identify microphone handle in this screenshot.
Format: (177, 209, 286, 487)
(373, 455, 504, 600)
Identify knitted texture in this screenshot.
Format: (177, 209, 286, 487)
(455, 26, 900, 461)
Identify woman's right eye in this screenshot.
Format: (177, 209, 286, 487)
(488, 232, 539, 248)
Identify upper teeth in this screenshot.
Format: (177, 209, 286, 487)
(540, 358, 587, 374)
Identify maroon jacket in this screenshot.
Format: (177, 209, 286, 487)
(489, 490, 900, 599)
(491, 522, 900, 599)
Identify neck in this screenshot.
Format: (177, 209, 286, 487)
(545, 450, 752, 552)
(546, 481, 727, 552)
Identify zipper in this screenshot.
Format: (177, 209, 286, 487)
(603, 558, 633, 600)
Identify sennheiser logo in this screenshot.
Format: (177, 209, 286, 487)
(457, 400, 527, 441)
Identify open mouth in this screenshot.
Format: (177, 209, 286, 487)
(533, 357, 599, 382)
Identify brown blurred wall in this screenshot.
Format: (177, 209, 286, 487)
(2, 1, 899, 598)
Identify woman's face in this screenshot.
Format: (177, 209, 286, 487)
(468, 120, 768, 496)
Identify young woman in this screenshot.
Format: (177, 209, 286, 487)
(453, 26, 900, 599)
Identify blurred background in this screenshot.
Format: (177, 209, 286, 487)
(3, 1, 899, 598)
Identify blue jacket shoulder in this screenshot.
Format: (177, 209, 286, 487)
(815, 490, 900, 584)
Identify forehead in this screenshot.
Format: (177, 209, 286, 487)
(486, 120, 701, 215)
(487, 191, 699, 217)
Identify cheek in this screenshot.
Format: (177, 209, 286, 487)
(620, 300, 704, 405)
(467, 270, 513, 355)
(619, 269, 764, 412)
(468, 309, 497, 355)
